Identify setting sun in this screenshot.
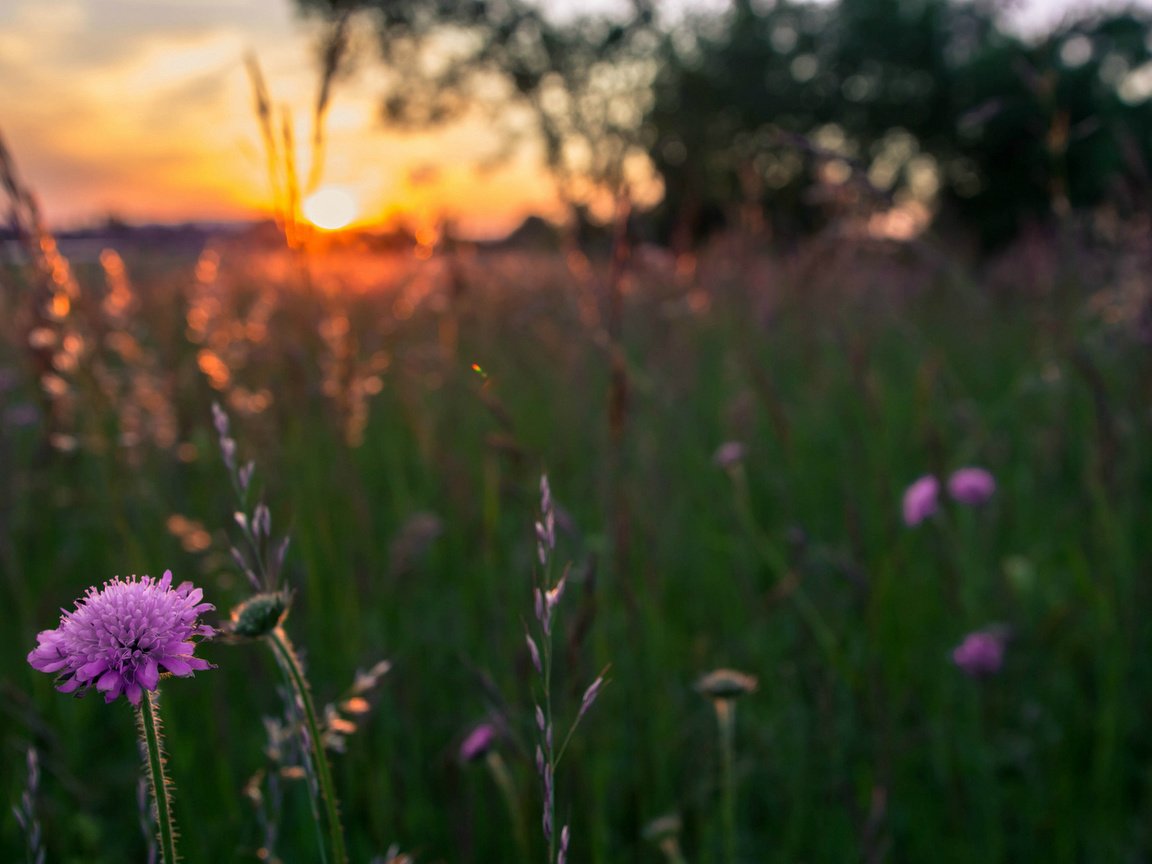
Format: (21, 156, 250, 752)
(302, 186, 359, 230)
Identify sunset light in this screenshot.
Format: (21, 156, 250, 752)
(302, 186, 359, 230)
(9, 0, 1152, 860)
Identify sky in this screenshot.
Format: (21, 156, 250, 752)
(1, 0, 1149, 236)
(0, 0, 563, 236)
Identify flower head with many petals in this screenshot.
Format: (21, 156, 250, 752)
(28, 571, 214, 705)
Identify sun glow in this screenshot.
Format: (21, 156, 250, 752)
(302, 186, 359, 230)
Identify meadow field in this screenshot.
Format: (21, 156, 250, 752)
(2, 211, 1152, 863)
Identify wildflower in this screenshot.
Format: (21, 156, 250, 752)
(902, 475, 939, 526)
(696, 668, 758, 701)
(459, 723, 497, 763)
(712, 441, 746, 469)
(948, 467, 996, 506)
(28, 571, 214, 705)
(952, 629, 1006, 677)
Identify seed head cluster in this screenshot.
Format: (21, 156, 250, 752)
(28, 570, 215, 705)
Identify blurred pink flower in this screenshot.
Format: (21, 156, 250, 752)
(459, 723, 496, 763)
(712, 441, 746, 469)
(902, 475, 939, 526)
(952, 629, 1005, 677)
(948, 467, 996, 506)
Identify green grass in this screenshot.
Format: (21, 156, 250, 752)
(2, 234, 1151, 862)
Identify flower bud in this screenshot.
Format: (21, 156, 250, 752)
(228, 591, 290, 638)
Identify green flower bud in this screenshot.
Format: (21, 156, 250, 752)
(228, 591, 290, 638)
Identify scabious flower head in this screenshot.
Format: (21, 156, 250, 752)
(28, 571, 214, 706)
(902, 475, 939, 526)
(952, 629, 1006, 677)
(948, 467, 996, 506)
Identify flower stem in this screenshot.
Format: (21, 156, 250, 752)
(267, 626, 347, 864)
(715, 699, 737, 864)
(138, 690, 178, 864)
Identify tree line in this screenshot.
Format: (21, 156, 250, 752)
(299, 0, 1152, 247)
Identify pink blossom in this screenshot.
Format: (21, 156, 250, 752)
(902, 475, 940, 526)
(712, 441, 746, 469)
(948, 467, 996, 506)
(459, 723, 496, 762)
(952, 629, 1006, 677)
(28, 571, 214, 705)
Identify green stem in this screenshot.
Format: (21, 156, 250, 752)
(486, 751, 530, 861)
(716, 700, 737, 864)
(138, 690, 178, 864)
(729, 466, 844, 678)
(267, 626, 347, 864)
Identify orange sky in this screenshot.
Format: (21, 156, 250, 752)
(0, 0, 567, 237)
(1, 0, 1144, 237)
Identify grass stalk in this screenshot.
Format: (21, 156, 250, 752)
(267, 625, 347, 864)
(485, 751, 530, 861)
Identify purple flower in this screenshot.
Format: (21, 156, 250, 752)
(947, 467, 996, 506)
(459, 723, 496, 763)
(951, 629, 1005, 677)
(712, 441, 746, 469)
(28, 571, 214, 706)
(902, 475, 939, 526)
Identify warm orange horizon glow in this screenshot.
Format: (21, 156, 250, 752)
(1, 0, 1142, 236)
(303, 186, 359, 231)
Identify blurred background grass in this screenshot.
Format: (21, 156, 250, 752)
(1, 222, 1150, 862)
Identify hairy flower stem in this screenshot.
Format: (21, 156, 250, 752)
(137, 690, 177, 864)
(267, 626, 347, 864)
(714, 699, 737, 864)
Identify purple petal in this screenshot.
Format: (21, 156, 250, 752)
(137, 658, 160, 691)
(97, 670, 124, 701)
(29, 652, 69, 674)
(78, 660, 108, 682)
(161, 657, 193, 677)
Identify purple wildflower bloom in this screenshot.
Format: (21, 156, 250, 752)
(459, 723, 496, 763)
(902, 475, 939, 526)
(947, 467, 996, 506)
(28, 571, 214, 706)
(712, 441, 746, 469)
(952, 629, 1005, 677)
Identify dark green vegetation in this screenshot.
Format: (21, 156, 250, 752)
(2, 223, 1151, 861)
(300, 0, 1152, 248)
